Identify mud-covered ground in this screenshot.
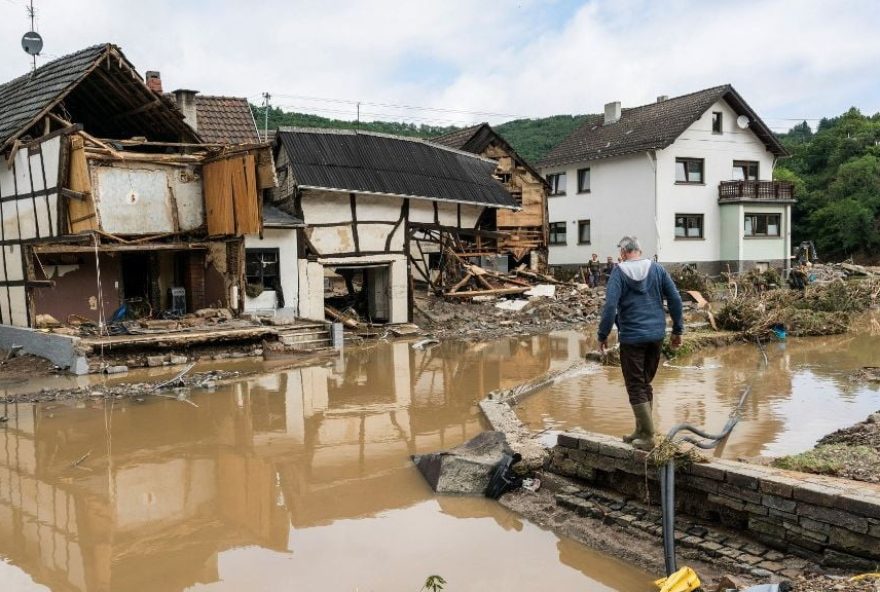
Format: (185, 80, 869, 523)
(774, 410, 880, 483)
(791, 574, 880, 591)
(0, 353, 60, 382)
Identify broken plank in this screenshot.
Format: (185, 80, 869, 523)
(443, 287, 530, 298)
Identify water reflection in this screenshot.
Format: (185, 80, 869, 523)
(0, 337, 652, 592)
(518, 332, 880, 459)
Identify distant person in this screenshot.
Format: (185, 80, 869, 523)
(604, 256, 616, 285)
(597, 236, 684, 450)
(587, 253, 602, 288)
(789, 263, 808, 290)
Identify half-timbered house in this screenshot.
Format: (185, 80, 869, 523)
(0, 44, 271, 341)
(272, 128, 518, 324)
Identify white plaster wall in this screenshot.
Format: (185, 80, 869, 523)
(297, 260, 325, 321)
(407, 200, 483, 227)
(244, 227, 299, 314)
(0, 135, 61, 326)
(656, 99, 776, 263)
(543, 152, 656, 265)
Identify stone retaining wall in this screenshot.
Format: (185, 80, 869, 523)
(550, 431, 880, 570)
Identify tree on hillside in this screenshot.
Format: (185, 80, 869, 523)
(777, 108, 880, 261)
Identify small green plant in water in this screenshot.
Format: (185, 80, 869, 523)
(421, 575, 446, 592)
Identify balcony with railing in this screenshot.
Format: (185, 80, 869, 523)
(718, 180, 795, 202)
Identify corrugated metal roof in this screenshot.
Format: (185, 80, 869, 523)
(538, 85, 787, 168)
(278, 128, 517, 209)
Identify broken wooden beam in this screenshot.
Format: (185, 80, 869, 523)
(324, 305, 359, 328)
(443, 287, 530, 298)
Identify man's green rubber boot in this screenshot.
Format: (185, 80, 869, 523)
(630, 402, 655, 451)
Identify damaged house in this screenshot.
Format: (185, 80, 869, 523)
(432, 123, 550, 270)
(0, 44, 275, 368)
(271, 128, 519, 324)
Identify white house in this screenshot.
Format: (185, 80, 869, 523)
(538, 85, 794, 274)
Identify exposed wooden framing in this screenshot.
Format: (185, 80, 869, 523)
(349, 193, 360, 253)
(60, 188, 87, 202)
(33, 242, 211, 254)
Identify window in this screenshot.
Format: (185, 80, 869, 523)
(577, 168, 591, 193)
(744, 213, 781, 237)
(675, 158, 704, 184)
(712, 112, 723, 134)
(246, 249, 281, 291)
(577, 220, 591, 244)
(549, 222, 567, 245)
(547, 172, 566, 196)
(674, 214, 704, 239)
(732, 160, 759, 181)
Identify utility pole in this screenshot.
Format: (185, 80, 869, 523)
(356, 101, 361, 131)
(262, 91, 271, 141)
(27, 0, 37, 71)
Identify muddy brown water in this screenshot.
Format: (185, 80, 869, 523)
(517, 330, 880, 459)
(0, 338, 652, 592)
(1, 329, 877, 591)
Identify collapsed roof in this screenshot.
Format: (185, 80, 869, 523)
(0, 43, 199, 151)
(277, 128, 518, 209)
(431, 122, 548, 188)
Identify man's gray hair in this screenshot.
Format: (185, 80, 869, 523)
(617, 236, 642, 253)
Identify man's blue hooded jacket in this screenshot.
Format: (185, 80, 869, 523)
(597, 259, 684, 344)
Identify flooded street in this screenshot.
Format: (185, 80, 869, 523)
(0, 338, 651, 592)
(1, 328, 877, 591)
(517, 331, 880, 459)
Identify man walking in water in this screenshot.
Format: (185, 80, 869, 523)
(597, 237, 684, 450)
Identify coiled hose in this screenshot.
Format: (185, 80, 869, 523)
(660, 338, 767, 576)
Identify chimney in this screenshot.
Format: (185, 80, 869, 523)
(604, 101, 621, 125)
(172, 89, 199, 131)
(657, 95, 669, 103)
(145, 71, 163, 94)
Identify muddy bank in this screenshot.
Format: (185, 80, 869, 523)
(774, 410, 880, 483)
(0, 367, 252, 404)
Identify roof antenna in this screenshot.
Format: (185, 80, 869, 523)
(21, 0, 43, 73)
(262, 91, 271, 141)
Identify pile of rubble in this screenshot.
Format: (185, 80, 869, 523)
(415, 281, 604, 340)
(35, 307, 257, 337)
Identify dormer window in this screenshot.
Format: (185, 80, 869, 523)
(712, 112, 723, 134)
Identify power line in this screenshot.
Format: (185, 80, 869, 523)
(272, 93, 527, 120)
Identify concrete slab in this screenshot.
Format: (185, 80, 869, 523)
(0, 324, 88, 375)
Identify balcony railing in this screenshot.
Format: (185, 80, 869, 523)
(718, 180, 795, 201)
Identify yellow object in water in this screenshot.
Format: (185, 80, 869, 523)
(654, 567, 701, 592)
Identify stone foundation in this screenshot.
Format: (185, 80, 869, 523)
(550, 431, 880, 570)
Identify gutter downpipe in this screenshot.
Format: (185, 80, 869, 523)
(646, 151, 660, 259)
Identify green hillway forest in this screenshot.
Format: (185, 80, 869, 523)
(254, 104, 880, 263)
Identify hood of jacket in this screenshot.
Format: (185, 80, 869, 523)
(617, 259, 653, 292)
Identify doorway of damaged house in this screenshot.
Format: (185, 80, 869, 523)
(325, 264, 392, 324)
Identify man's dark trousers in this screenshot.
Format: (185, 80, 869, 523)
(619, 341, 663, 405)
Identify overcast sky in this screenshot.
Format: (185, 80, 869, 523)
(1, 0, 878, 131)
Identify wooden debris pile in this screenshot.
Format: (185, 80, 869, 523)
(441, 249, 567, 300)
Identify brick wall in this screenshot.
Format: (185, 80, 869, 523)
(550, 431, 880, 569)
